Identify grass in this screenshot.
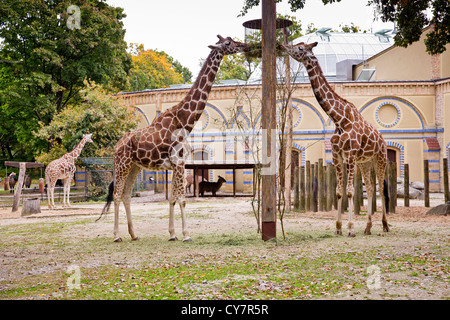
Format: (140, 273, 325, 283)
(0, 202, 449, 300)
(1, 227, 448, 300)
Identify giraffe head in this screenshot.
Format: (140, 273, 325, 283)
(208, 35, 249, 55)
(282, 42, 318, 63)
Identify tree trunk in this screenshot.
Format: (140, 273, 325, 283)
(22, 198, 41, 216)
(12, 162, 26, 212)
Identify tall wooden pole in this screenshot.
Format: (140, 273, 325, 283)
(261, 0, 277, 241)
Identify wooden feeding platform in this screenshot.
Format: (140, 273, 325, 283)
(242, 18, 293, 59)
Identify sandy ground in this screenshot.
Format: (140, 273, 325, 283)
(0, 192, 448, 300)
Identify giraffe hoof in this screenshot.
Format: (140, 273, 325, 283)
(168, 237, 178, 242)
(334, 230, 342, 236)
(183, 237, 193, 242)
(364, 230, 372, 235)
(348, 231, 356, 237)
(132, 237, 139, 241)
(114, 237, 123, 242)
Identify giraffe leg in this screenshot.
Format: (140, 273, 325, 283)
(63, 178, 70, 207)
(48, 177, 57, 209)
(113, 172, 127, 242)
(122, 165, 141, 241)
(346, 157, 357, 237)
(169, 165, 191, 242)
(359, 162, 375, 235)
(376, 157, 390, 232)
(66, 177, 73, 207)
(333, 155, 344, 235)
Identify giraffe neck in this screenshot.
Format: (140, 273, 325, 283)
(304, 57, 350, 126)
(66, 138, 87, 162)
(177, 49, 223, 132)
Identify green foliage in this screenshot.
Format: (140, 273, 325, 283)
(369, 0, 449, 55)
(0, 0, 131, 160)
(34, 81, 138, 162)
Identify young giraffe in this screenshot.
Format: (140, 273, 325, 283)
(45, 133, 93, 208)
(283, 42, 389, 237)
(101, 36, 249, 242)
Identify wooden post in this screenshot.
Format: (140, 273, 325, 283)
(389, 162, 396, 213)
(305, 161, 311, 212)
(354, 167, 361, 215)
(404, 163, 410, 207)
(332, 164, 338, 210)
(293, 167, 299, 211)
(326, 163, 332, 211)
(443, 158, 449, 203)
(233, 168, 236, 197)
(318, 159, 324, 211)
(424, 160, 430, 207)
(312, 163, 318, 212)
(300, 166, 305, 211)
(12, 162, 26, 212)
(165, 170, 169, 200)
(22, 198, 41, 216)
(261, 0, 277, 241)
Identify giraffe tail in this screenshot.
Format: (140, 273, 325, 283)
(96, 181, 114, 222)
(384, 179, 390, 214)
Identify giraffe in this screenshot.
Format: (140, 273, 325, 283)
(101, 36, 249, 242)
(282, 42, 390, 237)
(45, 133, 93, 208)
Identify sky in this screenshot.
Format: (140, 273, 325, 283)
(106, 0, 395, 77)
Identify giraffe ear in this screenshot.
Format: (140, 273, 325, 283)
(217, 35, 225, 41)
(310, 42, 318, 48)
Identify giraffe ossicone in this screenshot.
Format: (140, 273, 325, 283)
(283, 42, 390, 237)
(100, 36, 249, 242)
(45, 133, 93, 208)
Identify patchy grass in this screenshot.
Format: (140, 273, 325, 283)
(0, 198, 449, 300)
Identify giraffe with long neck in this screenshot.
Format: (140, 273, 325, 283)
(102, 36, 249, 242)
(45, 133, 93, 208)
(283, 42, 390, 237)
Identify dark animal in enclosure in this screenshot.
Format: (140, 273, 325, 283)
(24, 175, 31, 188)
(8, 173, 17, 192)
(199, 176, 226, 197)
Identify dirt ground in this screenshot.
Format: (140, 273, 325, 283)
(0, 192, 448, 300)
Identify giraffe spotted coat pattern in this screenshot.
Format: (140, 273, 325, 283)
(45, 133, 93, 208)
(283, 42, 390, 237)
(102, 36, 249, 242)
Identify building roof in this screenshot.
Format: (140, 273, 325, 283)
(248, 29, 395, 83)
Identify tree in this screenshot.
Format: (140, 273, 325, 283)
(35, 81, 138, 164)
(369, 0, 449, 54)
(127, 44, 186, 91)
(240, 0, 449, 54)
(0, 0, 131, 160)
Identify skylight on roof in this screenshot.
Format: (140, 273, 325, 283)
(356, 68, 376, 81)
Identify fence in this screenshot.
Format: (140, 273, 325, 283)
(292, 158, 450, 213)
